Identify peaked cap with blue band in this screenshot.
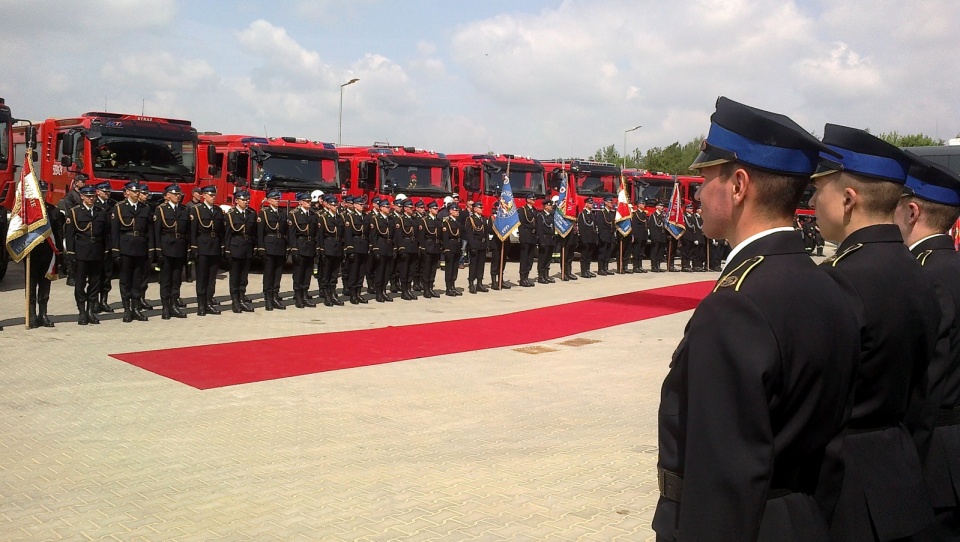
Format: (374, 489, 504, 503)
(814, 124, 911, 183)
(903, 152, 960, 206)
(690, 96, 839, 175)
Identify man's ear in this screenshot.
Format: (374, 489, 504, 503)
(731, 166, 749, 206)
(908, 201, 921, 226)
(842, 185, 858, 215)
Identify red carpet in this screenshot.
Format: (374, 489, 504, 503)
(111, 281, 713, 389)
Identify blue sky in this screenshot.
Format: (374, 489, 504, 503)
(2, 0, 958, 159)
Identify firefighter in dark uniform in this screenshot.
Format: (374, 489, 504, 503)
(111, 182, 152, 323)
(338, 195, 354, 297)
(92, 182, 117, 313)
(59, 175, 86, 286)
(535, 199, 556, 283)
(153, 184, 189, 319)
(441, 204, 463, 296)
(287, 192, 319, 308)
(648, 201, 668, 272)
(189, 185, 225, 315)
(576, 198, 599, 277)
(556, 196, 579, 282)
(894, 155, 960, 541)
(412, 199, 426, 291)
(801, 215, 817, 253)
(679, 203, 697, 271)
(182, 186, 203, 284)
(811, 124, 943, 542)
(395, 199, 419, 300)
(370, 198, 396, 303)
(693, 206, 707, 271)
(597, 196, 616, 274)
(654, 97, 861, 541)
(343, 195, 370, 305)
(417, 201, 442, 298)
(224, 190, 257, 313)
(518, 199, 538, 287)
(489, 200, 512, 290)
(64, 185, 107, 325)
(465, 201, 490, 294)
(317, 194, 345, 307)
(630, 204, 649, 273)
(26, 182, 64, 328)
(256, 190, 288, 310)
(135, 183, 156, 311)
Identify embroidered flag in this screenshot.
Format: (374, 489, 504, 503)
(665, 178, 686, 240)
(615, 175, 632, 236)
(5, 149, 56, 266)
(493, 173, 520, 240)
(554, 172, 575, 238)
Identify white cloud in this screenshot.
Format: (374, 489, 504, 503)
(101, 53, 217, 91)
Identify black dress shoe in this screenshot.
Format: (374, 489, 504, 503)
(206, 303, 221, 315)
(468, 284, 477, 294)
(476, 284, 489, 293)
(176, 297, 187, 308)
(78, 312, 89, 326)
(546, 277, 556, 283)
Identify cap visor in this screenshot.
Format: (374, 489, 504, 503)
(689, 150, 732, 171)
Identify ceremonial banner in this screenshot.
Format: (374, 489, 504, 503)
(554, 172, 574, 238)
(615, 175, 632, 236)
(5, 150, 54, 264)
(493, 173, 520, 240)
(665, 179, 685, 240)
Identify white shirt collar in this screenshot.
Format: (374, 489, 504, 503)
(909, 233, 950, 251)
(722, 227, 795, 272)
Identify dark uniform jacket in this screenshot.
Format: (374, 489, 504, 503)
(536, 210, 555, 246)
(317, 210, 345, 258)
(65, 203, 108, 261)
(225, 206, 258, 259)
(819, 224, 941, 541)
(370, 212, 395, 255)
(286, 207, 318, 259)
(577, 209, 599, 245)
(597, 208, 616, 242)
(343, 211, 369, 255)
(111, 200, 153, 257)
(631, 209, 648, 244)
(649, 211, 668, 243)
(441, 216, 461, 253)
(190, 204, 225, 257)
(519, 205, 538, 244)
(911, 234, 960, 511)
(654, 230, 860, 542)
(153, 202, 190, 258)
(396, 214, 419, 254)
(418, 215, 442, 255)
(257, 205, 287, 256)
(465, 213, 490, 251)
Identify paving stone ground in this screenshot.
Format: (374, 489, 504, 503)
(0, 255, 817, 541)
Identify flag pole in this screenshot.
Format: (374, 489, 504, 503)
(24, 256, 30, 329)
(618, 238, 623, 273)
(561, 246, 566, 281)
(498, 243, 504, 290)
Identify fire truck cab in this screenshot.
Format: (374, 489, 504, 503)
(11, 112, 199, 206)
(448, 153, 545, 216)
(0, 98, 13, 280)
(541, 159, 622, 215)
(197, 134, 340, 210)
(338, 144, 452, 207)
(623, 169, 703, 213)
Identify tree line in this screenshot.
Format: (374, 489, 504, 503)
(591, 131, 952, 175)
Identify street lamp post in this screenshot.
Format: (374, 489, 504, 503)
(338, 78, 360, 146)
(623, 125, 642, 169)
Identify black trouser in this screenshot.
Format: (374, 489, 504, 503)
(443, 249, 461, 288)
(27, 251, 54, 314)
(195, 254, 220, 303)
(229, 257, 251, 296)
(490, 241, 507, 280)
(559, 236, 576, 277)
(347, 252, 368, 289)
(680, 239, 694, 269)
(262, 253, 285, 295)
(320, 255, 342, 290)
(519, 242, 536, 279)
(291, 253, 313, 292)
(651, 241, 666, 269)
(537, 243, 553, 278)
(374, 252, 394, 289)
(580, 242, 597, 274)
(138, 254, 152, 299)
(631, 240, 647, 270)
(99, 252, 113, 295)
(119, 254, 147, 303)
(396, 251, 416, 285)
(75, 259, 103, 307)
(159, 255, 185, 300)
(468, 249, 486, 283)
(708, 241, 723, 269)
(694, 241, 706, 269)
(421, 252, 440, 287)
(598, 239, 613, 270)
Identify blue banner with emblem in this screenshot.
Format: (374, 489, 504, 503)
(493, 173, 520, 240)
(554, 172, 574, 238)
(665, 179, 685, 240)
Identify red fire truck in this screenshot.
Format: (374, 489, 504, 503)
(623, 169, 703, 212)
(541, 159, 622, 214)
(448, 153, 545, 215)
(0, 98, 14, 280)
(11, 111, 199, 205)
(196, 134, 341, 209)
(338, 144, 452, 207)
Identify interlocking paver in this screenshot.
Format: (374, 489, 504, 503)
(0, 256, 743, 541)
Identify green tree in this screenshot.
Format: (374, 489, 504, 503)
(876, 131, 944, 147)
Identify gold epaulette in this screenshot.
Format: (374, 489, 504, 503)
(821, 243, 863, 267)
(713, 256, 764, 292)
(916, 249, 934, 266)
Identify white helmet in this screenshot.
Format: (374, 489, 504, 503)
(443, 196, 453, 205)
(551, 195, 560, 203)
(310, 189, 323, 202)
(395, 193, 407, 201)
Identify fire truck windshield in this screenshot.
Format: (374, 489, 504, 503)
(0, 111, 10, 168)
(482, 164, 545, 198)
(254, 151, 339, 191)
(635, 181, 674, 204)
(93, 136, 195, 182)
(379, 156, 451, 195)
(575, 173, 617, 197)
